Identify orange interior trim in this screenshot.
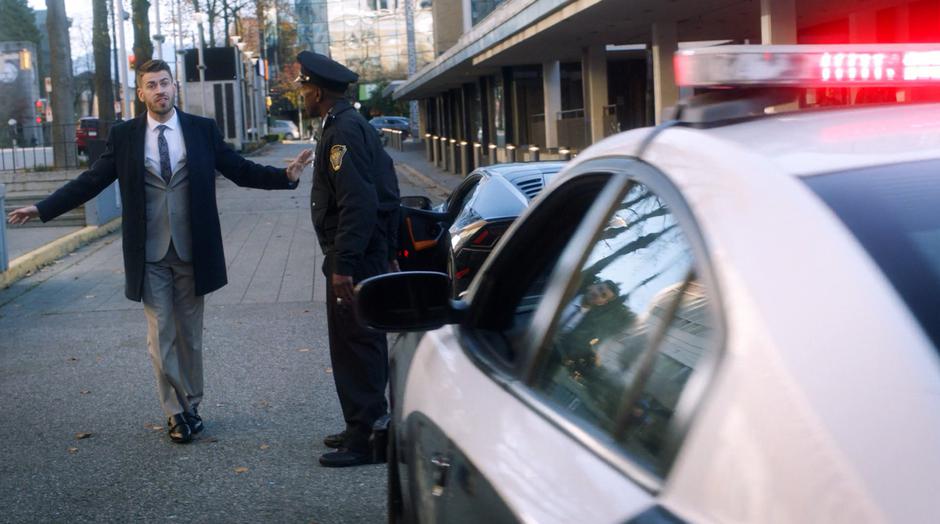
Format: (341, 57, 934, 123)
(406, 217, 438, 251)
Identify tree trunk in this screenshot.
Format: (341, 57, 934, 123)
(223, 0, 230, 47)
(207, 0, 218, 47)
(46, 0, 77, 168)
(93, 0, 115, 136)
(132, 0, 154, 116)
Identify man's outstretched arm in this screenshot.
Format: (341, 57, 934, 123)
(212, 121, 310, 188)
(7, 131, 119, 225)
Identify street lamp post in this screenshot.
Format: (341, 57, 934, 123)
(250, 56, 260, 141)
(194, 12, 209, 117)
(153, 0, 164, 60)
(231, 36, 246, 148)
(113, 0, 131, 118)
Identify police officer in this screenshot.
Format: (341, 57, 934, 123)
(296, 51, 401, 467)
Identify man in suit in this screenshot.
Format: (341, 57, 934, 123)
(6, 59, 312, 444)
(296, 51, 400, 467)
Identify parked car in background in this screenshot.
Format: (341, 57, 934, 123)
(75, 117, 102, 154)
(370, 116, 412, 138)
(397, 161, 565, 296)
(269, 119, 300, 140)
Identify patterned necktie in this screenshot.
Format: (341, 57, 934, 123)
(156, 124, 172, 184)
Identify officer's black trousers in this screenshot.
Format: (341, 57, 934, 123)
(324, 254, 389, 451)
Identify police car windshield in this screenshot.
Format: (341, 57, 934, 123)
(805, 160, 940, 354)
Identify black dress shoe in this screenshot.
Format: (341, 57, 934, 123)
(323, 430, 348, 449)
(167, 414, 192, 444)
(319, 448, 374, 468)
(184, 408, 204, 435)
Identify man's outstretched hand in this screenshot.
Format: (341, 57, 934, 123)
(6, 205, 39, 225)
(286, 148, 314, 183)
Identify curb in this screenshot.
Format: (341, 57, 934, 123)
(0, 217, 122, 290)
(394, 162, 452, 198)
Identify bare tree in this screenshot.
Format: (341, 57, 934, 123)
(46, 0, 77, 167)
(93, 0, 115, 134)
(132, 0, 154, 115)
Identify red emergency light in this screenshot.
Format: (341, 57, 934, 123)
(674, 44, 940, 87)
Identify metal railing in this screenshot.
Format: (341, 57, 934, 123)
(0, 121, 118, 173)
(556, 108, 589, 151)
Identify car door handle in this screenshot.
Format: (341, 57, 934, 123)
(430, 453, 451, 497)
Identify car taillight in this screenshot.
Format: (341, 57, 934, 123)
(468, 222, 510, 248)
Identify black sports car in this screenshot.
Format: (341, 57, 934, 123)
(398, 162, 565, 296)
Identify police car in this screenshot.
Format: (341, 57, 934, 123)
(357, 45, 940, 523)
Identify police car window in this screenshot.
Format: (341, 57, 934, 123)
(529, 182, 715, 477)
(805, 161, 940, 353)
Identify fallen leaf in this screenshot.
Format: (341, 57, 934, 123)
(259, 444, 270, 450)
(234, 467, 249, 474)
(325, 367, 333, 374)
(80, 390, 91, 395)
(258, 400, 270, 408)
(67, 357, 79, 362)
(67, 447, 79, 454)
(303, 309, 310, 313)
(297, 348, 311, 353)
(146, 424, 163, 431)
(75, 432, 92, 440)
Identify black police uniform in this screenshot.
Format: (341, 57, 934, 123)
(300, 51, 400, 455)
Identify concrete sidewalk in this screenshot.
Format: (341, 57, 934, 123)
(0, 140, 455, 523)
(386, 140, 465, 198)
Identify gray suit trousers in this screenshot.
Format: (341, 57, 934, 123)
(142, 243, 205, 418)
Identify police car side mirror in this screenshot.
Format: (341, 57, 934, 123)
(355, 272, 465, 332)
(401, 195, 432, 210)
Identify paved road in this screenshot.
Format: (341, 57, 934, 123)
(0, 142, 442, 523)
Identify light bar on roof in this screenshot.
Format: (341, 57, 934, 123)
(674, 44, 940, 87)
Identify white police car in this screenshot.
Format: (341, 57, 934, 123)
(358, 45, 940, 523)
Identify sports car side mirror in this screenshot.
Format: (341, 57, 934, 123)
(401, 195, 432, 210)
(355, 272, 466, 331)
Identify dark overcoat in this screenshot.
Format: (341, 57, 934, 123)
(36, 110, 295, 301)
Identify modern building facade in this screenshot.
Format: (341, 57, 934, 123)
(295, 0, 436, 83)
(0, 41, 42, 146)
(396, 0, 940, 169)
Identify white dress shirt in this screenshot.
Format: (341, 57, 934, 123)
(145, 109, 187, 180)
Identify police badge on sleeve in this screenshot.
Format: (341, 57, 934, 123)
(329, 145, 347, 172)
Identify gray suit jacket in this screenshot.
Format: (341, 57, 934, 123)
(144, 163, 192, 262)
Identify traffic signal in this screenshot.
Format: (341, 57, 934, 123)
(35, 99, 46, 123)
(129, 54, 136, 69)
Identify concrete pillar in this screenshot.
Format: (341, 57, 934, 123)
(651, 21, 679, 125)
(462, 0, 473, 34)
(581, 45, 609, 144)
(542, 61, 561, 149)
(418, 99, 429, 138)
(760, 0, 797, 44)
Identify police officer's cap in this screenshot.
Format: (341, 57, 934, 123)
(296, 51, 358, 93)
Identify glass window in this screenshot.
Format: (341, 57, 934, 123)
(804, 160, 940, 353)
(530, 182, 714, 475)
